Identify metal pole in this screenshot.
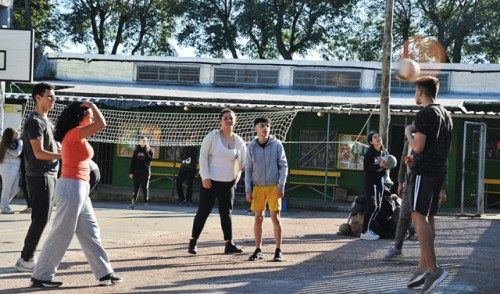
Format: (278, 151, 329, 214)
(0, 1, 13, 135)
(379, 0, 394, 149)
(324, 112, 331, 202)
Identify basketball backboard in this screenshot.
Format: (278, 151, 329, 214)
(0, 28, 34, 82)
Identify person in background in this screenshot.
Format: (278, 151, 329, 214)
(383, 139, 448, 260)
(89, 159, 100, 193)
(176, 144, 199, 206)
(360, 132, 389, 241)
(128, 136, 153, 209)
(16, 82, 61, 273)
(30, 101, 123, 288)
(0, 128, 23, 214)
(245, 117, 288, 262)
(18, 150, 32, 214)
(188, 108, 247, 255)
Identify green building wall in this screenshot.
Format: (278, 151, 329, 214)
(108, 108, 500, 209)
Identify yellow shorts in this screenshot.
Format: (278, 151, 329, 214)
(251, 185, 281, 211)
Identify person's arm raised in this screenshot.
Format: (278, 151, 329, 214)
(79, 102, 107, 139)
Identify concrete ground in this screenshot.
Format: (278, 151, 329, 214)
(1, 197, 499, 294)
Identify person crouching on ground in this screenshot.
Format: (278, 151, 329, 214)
(245, 117, 288, 262)
(30, 102, 123, 288)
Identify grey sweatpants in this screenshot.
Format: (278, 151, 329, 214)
(32, 178, 113, 281)
(394, 183, 413, 250)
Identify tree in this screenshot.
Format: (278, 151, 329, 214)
(320, 0, 419, 61)
(177, 0, 240, 58)
(271, 0, 354, 60)
(12, 0, 64, 50)
(237, 0, 279, 59)
(60, 0, 180, 55)
(417, 0, 500, 63)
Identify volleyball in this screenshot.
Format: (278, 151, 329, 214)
(339, 223, 352, 236)
(395, 58, 421, 82)
(385, 155, 398, 169)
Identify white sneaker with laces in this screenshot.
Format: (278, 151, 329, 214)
(15, 258, 36, 272)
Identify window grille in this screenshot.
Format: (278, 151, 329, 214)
(214, 68, 279, 87)
(293, 70, 361, 90)
(136, 65, 200, 84)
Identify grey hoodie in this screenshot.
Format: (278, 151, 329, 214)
(245, 136, 288, 193)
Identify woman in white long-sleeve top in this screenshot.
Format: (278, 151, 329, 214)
(0, 128, 23, 214)
(188, 108, 247, 255)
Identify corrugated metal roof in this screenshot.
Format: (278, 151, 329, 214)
(5, 80, 500, 117)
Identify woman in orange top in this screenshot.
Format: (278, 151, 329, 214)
(30, 102, 123, 288)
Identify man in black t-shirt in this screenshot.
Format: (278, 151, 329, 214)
(404, 76, 452, 293)
(16, 83, 62, 274)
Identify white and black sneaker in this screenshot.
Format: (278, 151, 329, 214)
(99, 272, 124, 286)
(30, 278, 63, 288)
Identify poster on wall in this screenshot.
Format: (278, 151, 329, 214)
(117, 125, 161, 159)
(337, 134, 367, 170)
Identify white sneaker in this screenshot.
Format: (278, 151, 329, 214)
(360, 230, 380, 240)
(15, 257, 36, 272)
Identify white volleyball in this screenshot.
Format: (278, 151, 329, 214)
(395, 58, 421, 82)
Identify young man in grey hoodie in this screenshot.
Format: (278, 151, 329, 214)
(245, 117, 288, 262)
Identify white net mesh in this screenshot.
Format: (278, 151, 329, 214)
(20, 100, 298, 146)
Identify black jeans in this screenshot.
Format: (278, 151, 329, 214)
(21, 175, 56, 261)
(191, 180, 235, 241)
(132, 172, 150, 204)
(176, 168, 196, 202)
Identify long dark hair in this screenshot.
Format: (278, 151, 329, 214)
(0, 128, 16, 163)
(54, 102, 89, 142)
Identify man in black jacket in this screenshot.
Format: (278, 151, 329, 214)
(175, 145, 199, 206)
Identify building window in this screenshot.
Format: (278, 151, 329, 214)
(298, 130, 337, 168)
(293, 69, 361, 90)
(214, 67, 279, 87)
(375, 72, 450, 92)
(486, 128, 500, 160)
(136, 65, 200, 84)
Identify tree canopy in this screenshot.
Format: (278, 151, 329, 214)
(10, 0, 499, 62)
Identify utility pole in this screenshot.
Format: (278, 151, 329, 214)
(379, 0, 394, 150)
(0, 0, 13, 135)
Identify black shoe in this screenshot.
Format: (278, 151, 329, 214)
(175, 199, 185, 206)
(186, 201, 192, 206)
(99, 272, 124, 286)
(248, 249, 263, 261)
(30, 278, 63, 288)
(273, 249, 283, 262)
(188, 239, 197, 254)
(224, 242, 243, 254)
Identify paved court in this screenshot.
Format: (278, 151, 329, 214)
(0, 198, 499, 293)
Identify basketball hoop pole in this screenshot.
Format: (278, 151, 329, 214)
(0, 1, 13, 135)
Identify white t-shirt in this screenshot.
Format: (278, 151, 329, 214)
(208, 136, 238, 182)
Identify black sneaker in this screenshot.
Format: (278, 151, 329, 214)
(273, 249, 283, 262)
(248, 249, 263, 261)
(99, 273, 124, 286)
(175, 199, 185, 206)
(186, 201, 192, 207)
(188, 239, 197, 254)
(30, 278, 63, 288)
(224, 242, 243, 254)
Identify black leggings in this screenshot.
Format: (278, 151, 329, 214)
(191, 180, 235, 241)
(132, 172, 150, 204)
